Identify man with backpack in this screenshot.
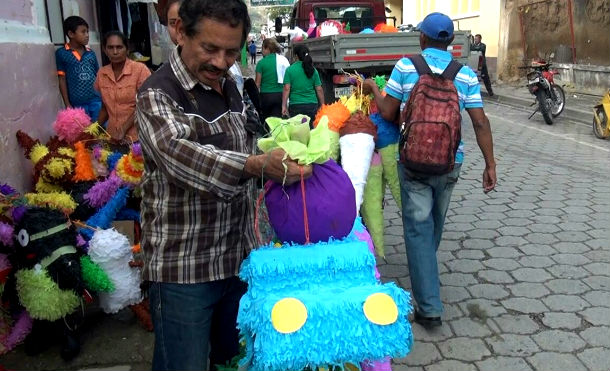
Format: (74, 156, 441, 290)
(362, 12, 496, 329)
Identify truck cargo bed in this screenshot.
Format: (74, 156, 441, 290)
(297, 32, 471, 71)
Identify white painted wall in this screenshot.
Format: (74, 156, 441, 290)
(0, 0, 99, 192)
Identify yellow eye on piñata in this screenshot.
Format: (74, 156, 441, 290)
(271, 298, 307, 334)
(363, 293, 398, 325)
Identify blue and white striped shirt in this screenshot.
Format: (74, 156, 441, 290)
(385, 48, 483, 163)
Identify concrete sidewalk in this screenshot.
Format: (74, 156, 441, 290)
(483, 83, 603, 125)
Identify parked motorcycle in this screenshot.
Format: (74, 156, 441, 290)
(526, 59, 565, 125)
(592, 89, 610, 139)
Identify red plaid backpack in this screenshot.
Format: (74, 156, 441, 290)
(399, 54, 463, 175)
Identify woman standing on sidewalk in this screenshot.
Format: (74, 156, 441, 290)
(95, 31, 151, 141)
(282, 44, 324, 124)
(255, 38, 289, 122)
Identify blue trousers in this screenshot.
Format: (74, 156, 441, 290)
(149, 277, 247, 371)
(398, 163, 462, 317)
(74, 99, 102, 122)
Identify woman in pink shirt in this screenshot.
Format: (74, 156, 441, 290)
(95, 31, 151, 141)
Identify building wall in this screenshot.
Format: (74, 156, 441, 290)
(0, 0, 99, 193)
(385, 0, 404, 26)
(497, 0, 610, 85)
(402, 0, 501, 57)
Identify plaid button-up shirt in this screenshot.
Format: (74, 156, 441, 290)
(136, 48, 257, 283)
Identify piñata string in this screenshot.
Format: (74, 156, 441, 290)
(299, 166, 310, 244)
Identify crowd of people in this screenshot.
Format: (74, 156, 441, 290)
(55, 1, 496, 370)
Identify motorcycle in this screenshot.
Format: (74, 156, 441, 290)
(526, 59, 565, 125)
(592, 89, 610, 139)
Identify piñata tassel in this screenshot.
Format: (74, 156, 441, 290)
(73, 141, 96, 181)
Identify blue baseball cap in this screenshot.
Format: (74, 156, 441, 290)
(417, 12, 454, 41)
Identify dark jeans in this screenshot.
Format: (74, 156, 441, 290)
(289, 103, 319, 127)
(260, 92, 283, 123)
(250, 53, 256, 64)
(149, 277, 247, 371)
(480, 64, 493, 95)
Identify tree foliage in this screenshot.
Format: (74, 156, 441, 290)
(249, 10, 263, 32)
(267, 7, 292, 22)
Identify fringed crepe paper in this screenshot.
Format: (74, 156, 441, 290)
(258, 115, 331, 166)
(52, 107, 91, 143)
(88, 229, 142, 313)
(80, 255, 115, 293)
(73, 141, 96, 181)
(237, 221, 413, 371)
(361, 153, 385, 257)
(80, 187, 129, 239)
(1, 311, 33, 354)
(15, 268, 80, 321)
(339, 133, 375, 212)
(378, 144, 401, 205)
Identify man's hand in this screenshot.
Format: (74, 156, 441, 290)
(466, 107, 496, 194)
(361, 79, 379, 96)
(483, 163, 497, 193)
(245, 149, 312, 185)
(281, 106, 289, 118)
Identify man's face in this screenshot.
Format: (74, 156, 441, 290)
(177, 17, 242, 87)
(69, 25, 89, 46)
(474, 35, 481, 44)
(167, 2, 180, 45)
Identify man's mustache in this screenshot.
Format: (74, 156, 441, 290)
(199, 64, 225, 74)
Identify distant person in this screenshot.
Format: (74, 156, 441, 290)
(95, 31, 151, 141)
(165, 0, 181, 44)
(470, 33, 494, 96)
(281, 44, 324, 125)
(55, 16, 102, 121)
(255, 38, 290, 121)
(248, 40, 257, 64)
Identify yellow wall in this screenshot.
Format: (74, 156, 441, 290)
(402, 0, 501, 57)
(385, 0, 404, 26)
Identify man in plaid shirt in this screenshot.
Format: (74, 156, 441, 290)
(136, 1, 311, 369)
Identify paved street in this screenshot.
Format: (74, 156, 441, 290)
(384, 101, 610, 371)
(2, 100, 609, 371)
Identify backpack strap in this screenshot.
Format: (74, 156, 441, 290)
(441, 60, 463, 81)
(408, 55, 433, 76)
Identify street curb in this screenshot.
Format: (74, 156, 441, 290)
(484, 93, 592, 125)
